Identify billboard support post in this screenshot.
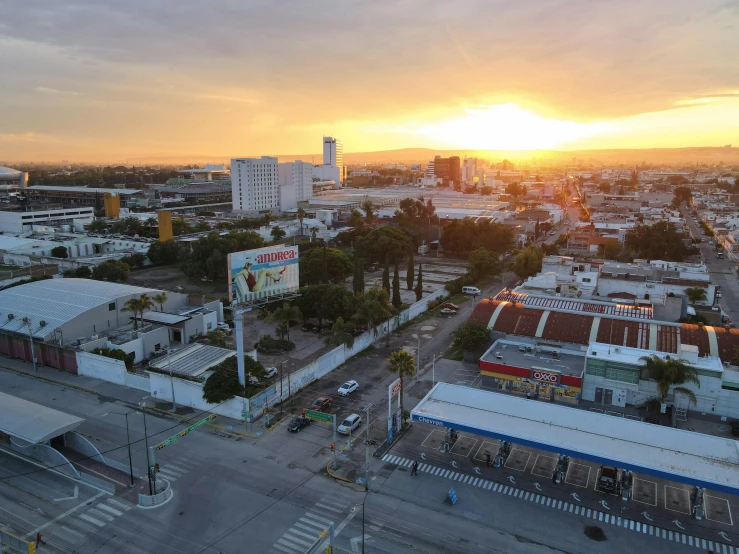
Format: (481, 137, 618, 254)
(235, 309, 247, 387)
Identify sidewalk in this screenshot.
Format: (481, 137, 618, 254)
(0, 355, 261, 439)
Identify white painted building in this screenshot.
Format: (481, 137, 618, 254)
(231, 156, 279, 212)
(278, 161, 313, 211)
(0, 206, 94, 234)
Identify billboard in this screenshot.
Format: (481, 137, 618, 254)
(228, 245, 299, 304)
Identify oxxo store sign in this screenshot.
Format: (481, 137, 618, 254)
(531, 367, 560, 385)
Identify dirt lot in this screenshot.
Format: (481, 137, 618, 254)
(127, 265, 226, 299)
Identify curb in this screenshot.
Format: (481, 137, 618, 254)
(325, 460, 358, 485)
(0, 364, 99, 396)
(145, 406, 261, 439)
(266, 413, 291, 432)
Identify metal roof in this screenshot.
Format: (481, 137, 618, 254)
(0, 392, 84, 443)
(141, 311, 190, 325)
(412, 383, 739, 494)
(0, 278, 156, 338)
(28, 186, 140, 195)
(149, 343, 235, 378)
(494, 291, 654, 319)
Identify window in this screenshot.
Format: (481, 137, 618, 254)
(207, 322, 213, 330)
(109, 302, 116, 311)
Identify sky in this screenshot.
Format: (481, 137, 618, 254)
(1, 0, 738, 162)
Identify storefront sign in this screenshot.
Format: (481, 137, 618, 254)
(531, 368, 560, 384)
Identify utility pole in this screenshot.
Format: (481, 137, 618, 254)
(279, 361, 284, 418)
(364, 403, 372, 492)
(167, 348, 176, 411)
(139, 400, 153, 495)
(124, 412, 134, 485)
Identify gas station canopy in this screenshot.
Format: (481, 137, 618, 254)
(411, 383, 739, 494)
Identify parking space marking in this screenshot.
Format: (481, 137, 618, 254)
(530, 454, 558, 479)
(449, 436, 479, 458)
(472, 440, 500, 463)
(705, 495, 734, 526)
(664, 485, 691, 515)
(564, 462, 591, 488)
(504, 448, 531, 472)
(632, 478, 658, 506)
(421, 429, 446, 449)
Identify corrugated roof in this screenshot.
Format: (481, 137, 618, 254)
(0, 278, 156, 338)
(494, 291, 653, 319)
(0, 392, 84, 443)
(149, 343, 235, 378)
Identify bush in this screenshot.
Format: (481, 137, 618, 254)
(452, 323, 491, 352)
(444, 273, 475, 295)
(202, 356, 264, 403)
(92, 347, 135, 371)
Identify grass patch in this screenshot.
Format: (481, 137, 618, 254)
(444, 344, 464, 361)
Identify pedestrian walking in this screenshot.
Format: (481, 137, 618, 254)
(36, 532, 47, 547)
(526, 391, 531, 399)
(411, 461, 419, 476)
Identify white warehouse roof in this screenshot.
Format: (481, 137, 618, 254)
(0, 391, 84, 443)
(0, 278, 156, 338)
(412, 383, 739, 494)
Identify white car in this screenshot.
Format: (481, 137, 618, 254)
(265, 367, 278, 378)
(440, 308, 458, 316)
(337, 380, 359, 396)
(216, 322, 232, 334)
(338, 414, 362, 435)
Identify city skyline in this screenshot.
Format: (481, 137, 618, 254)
(2, 0, 738, 161)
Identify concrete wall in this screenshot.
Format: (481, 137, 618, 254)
(148, 372, 245, 420)
(10, 437, 80, 479)
(77, 351, 127, 385)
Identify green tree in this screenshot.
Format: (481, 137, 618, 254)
(394, 197, 438, 243)
(534, 218, 540, 239)
(92, 260, 130, 283)
(392, 263, 402, 308)
(361, 200, 375, 225)
(387, 350, 416, 422)
(354, 287, 393, 343)
(86, 219, 108, 233)
(353, 258, 365, 295)
(415, 264, 423, 301)
(293, 284, 356, 328)
(468, 248, 498, 279)
(452, 323, 491, 352)
(299, 247, 353, 285)
(673, 186, 693, 206)
(181, 230, 263, 281)
(267, 302, 302, 342)
(639, 354, 700, 406)
(355, 226, 413, 265)
(406, 253, 415, 291)
(347, 209, 364, 228)
(74, 265, 92, 278)
(122, 297, 142, 330)
(684, 287, 707, 304)
(120, 252, 146, 268)
(382, 254, 390, 291)
(152, 292, 168, 311)
(51, 246, 68, 259)
(202, 356, 264, 403)
(91, 347, 135, 370)
(505, 182, 522, 196)
(624, 221, 692, 262)
(512, 246, 544, 279)
(147, 240, 181, 265)
(271, 226, 286, 242)
(440, 220, 514, 255)
(296, 207, 306, 235)
(172, 217, 192, 236)
(597, 182, 611, 193)
(207, 329, 228, 347)
(321, 317, 355, 351)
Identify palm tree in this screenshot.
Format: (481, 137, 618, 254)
(321, 317, 355, 353)
(684, 287, 707, 305)
(387, 350, 416, 422)
(640, 354, 700, 406)
(361, 200, 375, 225)
(122, 298, 141, 330)
(152, 292, 168, 312)
(267, 302, 302, 342)
(354, 287, 393, 345)
(310, 226, 319, 241)
(297, 207, 306, 235)
(138, 294, 155, 329)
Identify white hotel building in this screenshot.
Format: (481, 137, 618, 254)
(231, 156, 312, 213)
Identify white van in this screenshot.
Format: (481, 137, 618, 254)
(462, 286, 481, 295)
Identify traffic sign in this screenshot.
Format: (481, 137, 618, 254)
(242, 411, 250, 419)
(448, 488, 458, 506)
(155, 414, 217, 450)
(305, 409, 332, 423)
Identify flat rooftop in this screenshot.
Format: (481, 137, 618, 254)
(412, 383, 739, 494)
(481, 339, 585, 377)
(0, 392, 85, 443)
(586, 341, 724, 372)
(149, 343, 234, 379)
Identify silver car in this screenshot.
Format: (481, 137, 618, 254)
(338, 414, 362, 435)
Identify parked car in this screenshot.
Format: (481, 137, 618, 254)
(440, 308, 458, 316)
(441, 302, 460, 311)
(288, 417, 311, 433)
(265, 367, 278, 378)
(310, 396, 333, 412)
(216, 322, 232, 333)
(338, 414, 362, 435)
(337, 380, 359, 396)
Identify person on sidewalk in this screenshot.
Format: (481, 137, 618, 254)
(36, 532, 47, 547)
(411, 461, 419, 476)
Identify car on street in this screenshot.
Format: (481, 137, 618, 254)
(265, 367, 278, 378)
(338, 414, 362, 435)
(337, 380, 359, 396)
(440, 308, 458, 316)
(287, 417, 311, 432)
(311, 396, 332, 412)
(441, 302, 460, 310)
(216, 322, 232, 333)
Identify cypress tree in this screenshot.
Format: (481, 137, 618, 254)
(392, 263, 402, 308)
(406, 252, 415, 290)
(382, 253, 390, 291)
(415, 264, 423, 301)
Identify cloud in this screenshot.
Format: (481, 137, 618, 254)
(34, 86, 80, 96)
(676, 92, 739, 105)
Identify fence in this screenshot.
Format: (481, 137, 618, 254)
(249, 287, 448, 416)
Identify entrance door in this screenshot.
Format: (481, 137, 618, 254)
(594, 387, 603, 404)
(173, 330, 182, 342)
(604, 389, 613, 405)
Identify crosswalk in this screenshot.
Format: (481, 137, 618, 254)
(381, 454, 734, 553)
(50, 495, 133, 547)
(155, 454, 206, 484)
(270, 490, 356, 554)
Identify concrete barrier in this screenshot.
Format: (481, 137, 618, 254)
(9, 437, 80, 479)
(138, 478, 172, 508)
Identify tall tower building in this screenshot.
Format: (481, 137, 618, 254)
(231, 156, 279, 212)
(323, 136, 343, 168)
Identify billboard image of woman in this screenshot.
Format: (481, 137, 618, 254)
(228, 245, 299, 304)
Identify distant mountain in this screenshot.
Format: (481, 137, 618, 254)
(81, 146, 739, 167)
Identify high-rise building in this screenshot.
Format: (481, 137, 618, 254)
(231, 156, 279, 212)
(278, 161, 313, 211)
(434, 156, 461, 186)
(323, 136, 343, 168)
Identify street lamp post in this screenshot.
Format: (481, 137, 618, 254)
(21, 317, 37, 373)
(167, 348, 177, 411)
(110, 410, 136, 486)
(139, 399, 153, 495)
